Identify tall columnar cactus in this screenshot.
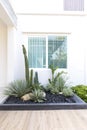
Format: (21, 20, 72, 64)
(30, 69, 33, 86)
(22, 45, 29, 86)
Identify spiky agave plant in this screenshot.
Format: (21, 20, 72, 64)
(4, 80, 30, 97)
(30, 89, 46, 102)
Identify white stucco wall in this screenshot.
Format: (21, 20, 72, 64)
(9, 0, 87, 14)
(14, 30, 25, 80)
(7, 27, 17, 83)
(9, 0, 63, 14)
(0, 19, 7, 88)
(9, 0, 87, 87)
(0, 19, 17, 101)
(13, 14, 87, 86)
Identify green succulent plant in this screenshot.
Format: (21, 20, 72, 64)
(45, 65, 73, 96)
(4, 80, 30, 97)
(55, 74, 68, 92)
(29, 71, 45, 102)
(46, 67, 68, 94)
(62, 88, 73, 97)
(30, 89, 46, 102)
(49, 65, 57, 80)
(34, 72, 39, 85)
(31, 71, 43, 91)
(48, 84, 59, 94)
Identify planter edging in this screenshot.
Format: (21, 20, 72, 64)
(0, 94, 87, 110)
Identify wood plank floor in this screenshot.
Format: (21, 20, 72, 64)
(0, 110, 87, 130)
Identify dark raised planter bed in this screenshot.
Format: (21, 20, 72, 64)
(0, 93, 87, 110)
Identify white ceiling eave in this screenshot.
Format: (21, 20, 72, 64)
(0, 0, 17, 27)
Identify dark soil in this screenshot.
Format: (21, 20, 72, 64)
(4, 92, 76, 104)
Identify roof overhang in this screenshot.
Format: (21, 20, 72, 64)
(0, 0, 17, 27)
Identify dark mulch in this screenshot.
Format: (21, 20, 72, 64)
(4, 92, 76, 104)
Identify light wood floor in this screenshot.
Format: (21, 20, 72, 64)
(0, 110, 87, 130)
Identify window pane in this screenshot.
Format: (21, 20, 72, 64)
(64, 0, 84, 11)
(48, 36, 67, 68)
(28, 37, 46, 68)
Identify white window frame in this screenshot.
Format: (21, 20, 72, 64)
(28, 33, 68, 69)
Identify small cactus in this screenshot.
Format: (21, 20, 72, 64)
(30, 69, 33, 86)
(34, 72, 39, 84)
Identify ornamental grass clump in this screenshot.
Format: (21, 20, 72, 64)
(4, 80, 30, 97)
